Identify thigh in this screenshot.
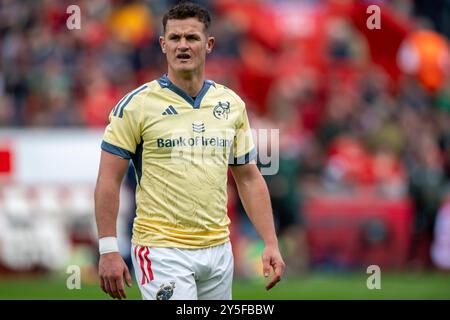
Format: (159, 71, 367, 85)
(197, 242, 234, 300)
(131, 244, 197, 300)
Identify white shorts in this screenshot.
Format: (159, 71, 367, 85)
(131, 241, 234, 300)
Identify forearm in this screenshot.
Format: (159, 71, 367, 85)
(235, 174, 278, 247)
(94, 177, 121, 239)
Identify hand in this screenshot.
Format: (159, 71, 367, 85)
(261, 245, 285, 290)
(99, 252, 132, 299)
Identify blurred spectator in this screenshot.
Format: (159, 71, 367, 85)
(263, 93, 310, 275)
(431, 191, 450, 270)
(408, 132, 446, 268)
(108, 0, 153, 47)
(397, 19, 450, 93)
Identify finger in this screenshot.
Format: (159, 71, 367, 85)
(265, 260, 285, 290)
(104, 278, 113, 298)
(100, 277, 107, 294)
(273, 260, 285, 278)
(124, 266, 133, 288)
(265, 274, 281, 290)
(262, 255, 271, 278)
(108, 277, 120, 299)
(116, 275, 127, 299)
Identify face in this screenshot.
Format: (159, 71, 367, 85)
(160, 18, 215, 76)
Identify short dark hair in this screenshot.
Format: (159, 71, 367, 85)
(162, 1, 211, 34)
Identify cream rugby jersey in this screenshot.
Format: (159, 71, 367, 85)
(101, 74, 256, 248)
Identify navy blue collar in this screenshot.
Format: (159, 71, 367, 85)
(157, 74, 215, 109)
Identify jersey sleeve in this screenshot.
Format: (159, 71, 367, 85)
(101, 94, 142, 159)
(229, 102, 257, 166)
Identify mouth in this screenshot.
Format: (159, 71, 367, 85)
(176, 53, 191, 61)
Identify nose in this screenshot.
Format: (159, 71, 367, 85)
(178, 37, 189, 51)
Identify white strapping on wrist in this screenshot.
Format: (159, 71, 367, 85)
(99, 237, 119, 255)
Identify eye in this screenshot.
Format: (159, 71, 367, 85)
(187, 35, 200, 41)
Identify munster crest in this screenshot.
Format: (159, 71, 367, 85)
(213, 101, 230, 120)
(156, 281, 176, 300)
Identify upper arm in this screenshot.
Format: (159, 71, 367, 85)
(97, 150, 130, 186)
(97, 87, 146, 185)
(102, 86, 146, 155)
(230, 161, 260, 186)
(228, 97, 257, 166)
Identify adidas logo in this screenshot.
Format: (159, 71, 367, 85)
(162, 105, 178, 115)
(192, 122, 205, 133)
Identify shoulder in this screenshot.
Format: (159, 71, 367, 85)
(126, 80, 165, 101)
(110, 81, 154, 118)
(132, 80, 162, 99)
(208, 81, 246, 109)
(114, 81, 160, 115)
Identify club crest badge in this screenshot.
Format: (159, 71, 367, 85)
(156, 281, 176, 300)
(213, 101, 230, 120)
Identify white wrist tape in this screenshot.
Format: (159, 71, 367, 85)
(99, 237, 119, 255)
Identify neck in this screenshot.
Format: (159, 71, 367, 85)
(167, 69, 204, 97)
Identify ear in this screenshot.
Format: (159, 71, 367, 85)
(159, 36, 166, 53)
(206, 36, 215, 54)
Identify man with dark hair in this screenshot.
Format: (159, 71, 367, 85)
(162, 1, 211, 33)
(95, 1, 285, 300)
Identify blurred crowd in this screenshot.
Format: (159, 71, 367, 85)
(1, 0, 450, 271)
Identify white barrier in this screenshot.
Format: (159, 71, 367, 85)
(0, 129, 133, 272)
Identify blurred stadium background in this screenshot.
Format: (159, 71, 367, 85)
(1, 0, 450, 299)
